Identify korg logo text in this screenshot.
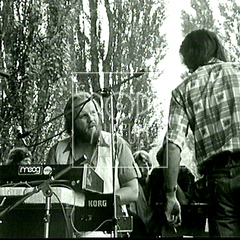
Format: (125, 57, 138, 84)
(18, 166, 43, 175)
(88, 200, 107, 207)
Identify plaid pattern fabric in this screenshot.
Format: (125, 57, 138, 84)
(164, 61, 240, 166)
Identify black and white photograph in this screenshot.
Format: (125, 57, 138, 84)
(0, 0, 239, 238)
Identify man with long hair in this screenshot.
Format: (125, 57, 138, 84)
(160, 29, 240, 237)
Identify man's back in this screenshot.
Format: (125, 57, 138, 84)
(161, 28, 240, 238)
(169, 61, 240, 165)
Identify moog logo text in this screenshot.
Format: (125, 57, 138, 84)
(18, 166, 43, 175)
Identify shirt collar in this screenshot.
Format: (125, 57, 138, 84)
(62, 131, 109, 153)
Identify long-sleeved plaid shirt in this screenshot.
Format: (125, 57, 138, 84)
(164, 60, 240, 167)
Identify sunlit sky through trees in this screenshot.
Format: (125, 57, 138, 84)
(152, 0, 192, 139)
(149, 0, 232, 169)
(153, 0, 229, 140)
(86, 0, 230, 143)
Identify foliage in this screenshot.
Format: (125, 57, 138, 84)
(0, 0, 167, 164)
(0, 0, 74, 164)
(218, 0, 240, 61)
(181, 0, 219, 37)
(99, 0, 167, 152)
(181, 0, 240, 62)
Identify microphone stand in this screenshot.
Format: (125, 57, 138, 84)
(12, 69, 145, 237)
(99, 69, 145, 238)
(16, 69, 145, 143)
(99, 88, 118, 237)
(0, 163, 75, 238)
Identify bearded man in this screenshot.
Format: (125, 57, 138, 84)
(46, 91, 139, 237)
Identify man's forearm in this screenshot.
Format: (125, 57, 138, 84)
(115, 178, 138, 205)
(162, 142, 181, 193)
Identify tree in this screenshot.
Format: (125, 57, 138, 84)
(1, 0, 73, 163)
(99, 0, 167, 150)
(218, 0, 240, 61)
(0, 0, 167, 164)
(181, 0, 219, 37)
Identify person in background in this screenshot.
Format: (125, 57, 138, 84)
(128, 150, 153, 237)
(159, 28, 240, 237)
(133, 150, 152, 203)
(46, 91, 139, 237)
(7, 147, 32, 165)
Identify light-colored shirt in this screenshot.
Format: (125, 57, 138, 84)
(164, 61, 240, 167)
(47, 131, 139, 193)
(47, 131, 138, 237)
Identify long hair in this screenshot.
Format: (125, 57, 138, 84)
(64, 92, 102, 135)
(7, 147, 32, 165)
(180, 29, 227, 72)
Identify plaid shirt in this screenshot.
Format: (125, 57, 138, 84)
(164, 61, 240, 166)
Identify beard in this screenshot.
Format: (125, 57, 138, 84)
(73, 124, 101, 145)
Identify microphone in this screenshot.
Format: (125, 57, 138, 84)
(118, 69, 145, 86)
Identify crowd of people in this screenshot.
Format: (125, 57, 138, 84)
(5, 28, 240, 238)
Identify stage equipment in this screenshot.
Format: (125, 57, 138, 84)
(10, 69, 145, 238)
(95, 70, 144, 237)
(0, 186, 133, 238)
(0, 158, 91, 238)
(0, 186, 84, 238)
(74, 191, 133, 234)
